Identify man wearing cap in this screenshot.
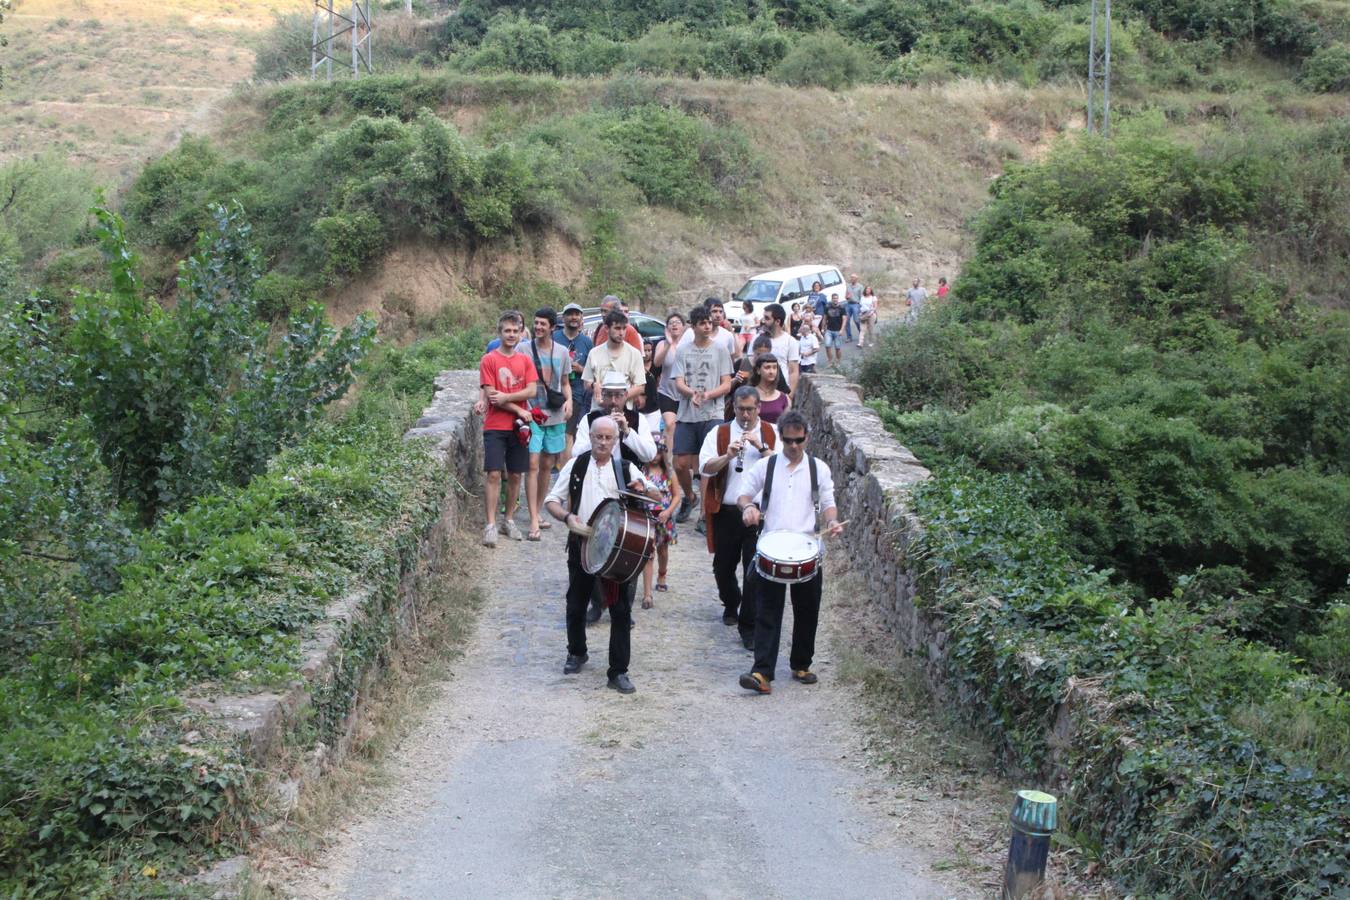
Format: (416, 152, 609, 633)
(592, 295, 643, 351)
(582, 309, 645, 406)
(555, 302, 593, 460)
(573, 371, 657, 465)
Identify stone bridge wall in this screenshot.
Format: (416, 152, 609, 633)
(192, 371, 482, 805)
(790, 375, 959, 695)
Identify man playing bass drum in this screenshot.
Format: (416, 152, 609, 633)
(545, 416, 659, 695)
(734, 410, 844, 694)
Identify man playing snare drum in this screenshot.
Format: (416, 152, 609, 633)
(734, 410, 844, 694)
(545, 416, 659, 695)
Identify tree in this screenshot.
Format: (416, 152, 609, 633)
(67, 204, 376, 522)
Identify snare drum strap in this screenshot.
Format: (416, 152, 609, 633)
(760, 453, 820, 530)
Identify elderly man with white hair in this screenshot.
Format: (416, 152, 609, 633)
(546, 415, 659, 694)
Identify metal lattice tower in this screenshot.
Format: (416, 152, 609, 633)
(1087, 0, 1112, 135)
(311, 1, 373, 80)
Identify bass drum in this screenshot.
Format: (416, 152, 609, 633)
(583, 498, 656, 583)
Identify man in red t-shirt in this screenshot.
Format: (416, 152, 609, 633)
(592, 294, 643, 351)
(474, 311, 537, 547)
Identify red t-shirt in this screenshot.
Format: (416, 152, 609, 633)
(479, 349, 537, 432)
(592, 323, 643, 351)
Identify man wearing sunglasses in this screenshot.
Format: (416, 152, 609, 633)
(698, 386, 777, 648)
(734, 410, 843, 694)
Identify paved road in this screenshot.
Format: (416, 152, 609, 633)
(285, 514, 985, 899)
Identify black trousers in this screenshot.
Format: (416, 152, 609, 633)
(751, 569, 822, 680)
(565, 537, 634, 678)
(712, 506, 760, 638)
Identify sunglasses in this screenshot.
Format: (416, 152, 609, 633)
(781, 436, 806, 445)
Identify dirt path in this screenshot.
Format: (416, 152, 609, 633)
(280, 510, 996, 899)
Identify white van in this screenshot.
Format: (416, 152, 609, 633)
(727, 264, 846, 332)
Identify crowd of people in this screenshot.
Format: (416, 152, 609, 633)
(473, 273, 939, 695)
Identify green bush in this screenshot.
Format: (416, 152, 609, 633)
(1300, 42, 1350, 91)
(0, 155, 97, 265)
(597, 105, 761, 212)
(251, 11, 311, 81)
(771, 29, 875, 90)
(463, 12, 562, 74)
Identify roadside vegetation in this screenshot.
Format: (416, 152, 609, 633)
(0, 205, 483, 894)
(252, 0, 1350, 96)
(863, 115, 1349, 896)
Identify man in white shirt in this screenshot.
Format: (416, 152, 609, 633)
(760, 303, 801, 394)
(735, 410, 843, 694)
(698, 386, 778, 647)
(545, 416, 659, 694)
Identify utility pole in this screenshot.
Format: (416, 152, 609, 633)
(1087, 0, 1111, 136)
(311, 1, 373, 80)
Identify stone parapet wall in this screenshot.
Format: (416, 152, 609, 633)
(192, 371, 482, 799)
(791, 375, 956, 691)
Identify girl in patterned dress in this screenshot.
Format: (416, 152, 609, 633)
(641, 437, 682, 608)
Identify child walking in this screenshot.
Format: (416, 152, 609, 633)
(641, 437, 682, 609)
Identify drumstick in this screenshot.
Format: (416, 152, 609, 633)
(567, 520, 594, 537)
(815, 520, 849, 536)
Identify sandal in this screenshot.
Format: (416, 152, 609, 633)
(655, 570, 668, 591)
(538, 520, 552, 529)
(791, 669, 818, 685)
(526, 529, 542, 541)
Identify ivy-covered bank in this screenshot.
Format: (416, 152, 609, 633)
(0, 341, 481, 896)
(793, 375, 1347, 899)
(908, 470, 1348, 897)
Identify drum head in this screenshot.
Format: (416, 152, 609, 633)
(757, 530, 820, 561)
(584, 500, 624, 573)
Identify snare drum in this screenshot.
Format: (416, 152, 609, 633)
(754, 530, 822, 585)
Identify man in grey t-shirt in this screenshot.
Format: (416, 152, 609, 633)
(525, 307, 573, 539)
(670, 306, 734, 522)
(906, 278, 928, 322)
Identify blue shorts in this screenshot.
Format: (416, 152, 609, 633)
(529, 421, 566, 455)
(823, 330, 844, 349)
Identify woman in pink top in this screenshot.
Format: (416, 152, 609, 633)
(751, 353, 790, 425)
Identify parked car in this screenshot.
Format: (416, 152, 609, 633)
(580, 308, 667, 347)
(726, 264, 845, 332)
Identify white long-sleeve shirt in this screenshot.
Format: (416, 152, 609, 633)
(546, 454, 655, 521)
(736, 454, 835, 535)
(571, 410, 657, 462)
(698, 418, 777, 503)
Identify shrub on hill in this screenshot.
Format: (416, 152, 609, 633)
(863, 119, 1350, 650)
(1301, 41, 1350, 90)
(770, 29, 875, 90)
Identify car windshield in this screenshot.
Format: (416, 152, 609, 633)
(634, 317, 664, 338)
(736, 279, 781, 302)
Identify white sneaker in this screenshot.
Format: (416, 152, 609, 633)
(500, 519, 524, 541)
(482, 524, 498, 547)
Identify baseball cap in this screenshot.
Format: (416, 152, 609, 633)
(561, 302, 583, 313)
